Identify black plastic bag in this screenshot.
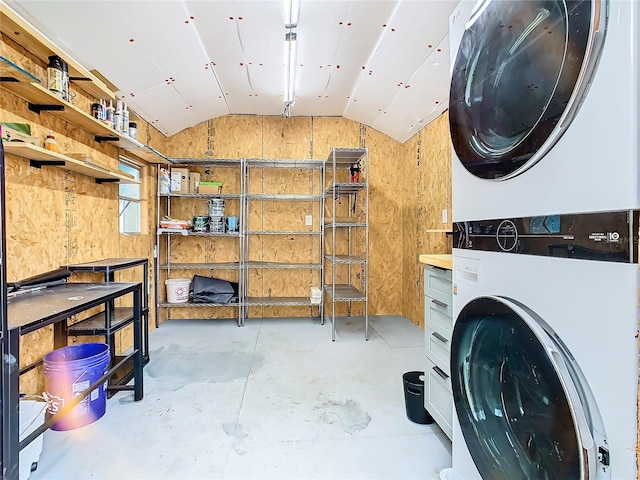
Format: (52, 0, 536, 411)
(191, 275, 238, 304)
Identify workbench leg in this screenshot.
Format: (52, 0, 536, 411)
(52, 320, 67, 350)
(3, 329, 20, 480)
(133, 287, 143, 402)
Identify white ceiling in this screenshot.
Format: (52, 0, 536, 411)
(6, 0, 459, 143)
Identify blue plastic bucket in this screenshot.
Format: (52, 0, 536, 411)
(43, 343, 110, 431)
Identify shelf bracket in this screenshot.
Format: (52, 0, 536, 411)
(95, 178, 119, 184)
(29, 159, 65, 169)
(94, 135, 119, 143)
(28, 103, 64, 114)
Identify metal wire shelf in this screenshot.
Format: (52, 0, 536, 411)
(246, 261, 322, 269)
(159, 262, 241, 270)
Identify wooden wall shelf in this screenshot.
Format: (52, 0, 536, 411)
(0, 2, 114, 100)
(0, 57, 168, 165)
(3, 142, 140, 184)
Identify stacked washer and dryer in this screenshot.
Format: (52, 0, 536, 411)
(446, 1, 639, 479)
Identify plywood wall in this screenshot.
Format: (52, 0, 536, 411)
(2, 33, 161, 394)
(401, 113, 452, 327)
(164, 115, 405, 320)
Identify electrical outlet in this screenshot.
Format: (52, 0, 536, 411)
(442, 209, 448, 224)
(305, 215, 313, 226)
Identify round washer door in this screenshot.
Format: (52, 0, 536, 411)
(451, 296, 606, 479)
(449, 0, 606, 180)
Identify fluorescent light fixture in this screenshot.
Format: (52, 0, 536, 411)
(285, 0, 300, 28)
(285, 31, 297, 107)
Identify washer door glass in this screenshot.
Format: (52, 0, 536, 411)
(449, 0, 603, 179)
(451, 297, 591, 479)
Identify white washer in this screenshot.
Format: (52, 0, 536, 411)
(448, 214, 638, 478)
(449, 0, 640, 221)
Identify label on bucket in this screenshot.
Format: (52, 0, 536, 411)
(72, 380, 90, 417)
(47, 394, 64, 415)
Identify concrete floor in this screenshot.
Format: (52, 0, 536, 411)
(29, 315, 452, 479)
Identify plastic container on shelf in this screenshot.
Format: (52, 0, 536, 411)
(43, 130, 58, 152)
(165, 278, 191, 303)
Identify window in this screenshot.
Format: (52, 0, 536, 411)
(119, 157, 142, 234)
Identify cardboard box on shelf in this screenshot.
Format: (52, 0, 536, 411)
(170, 168, 189, 194)
(199, 181, 223, 194)
(189, 172, 201, 194)
(0, 123, 38, 145)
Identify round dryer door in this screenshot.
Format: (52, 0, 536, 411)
(451, 296, 607, 479)
(449, 0, 606, 180)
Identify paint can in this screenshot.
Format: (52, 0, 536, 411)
(192, 215, 209, 232)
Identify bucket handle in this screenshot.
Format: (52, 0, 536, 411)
(407, 387, 422, 396)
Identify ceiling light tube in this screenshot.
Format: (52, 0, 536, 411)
(285, 31, 297, 106)
(285, 0, 300, 28)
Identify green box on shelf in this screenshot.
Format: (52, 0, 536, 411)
(0, 122, 38, 144)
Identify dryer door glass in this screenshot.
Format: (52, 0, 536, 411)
(449, 0, 603, 180)
(451, 297, 584, 479)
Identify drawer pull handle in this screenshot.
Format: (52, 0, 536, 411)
(432, 331, 448, 343)
(433, 366, 449, 380)
(431, 299, 448, 308)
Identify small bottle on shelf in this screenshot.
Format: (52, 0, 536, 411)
(43, 130, 58, 152)
(128, 122, 137, 140)
(123, 102, 130, 135)
(114, 99, 123, 133)
(105, 100, 115, 128)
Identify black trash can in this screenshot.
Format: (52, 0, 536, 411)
(402, 371, 434, 424)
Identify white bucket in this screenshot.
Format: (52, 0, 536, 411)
(165, 278, 190, 303)
(20, 400, 46, 479)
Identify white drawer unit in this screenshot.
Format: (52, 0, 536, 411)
(423, 265, 453, 306)
(425, 358, 453, 439)
(423, 264, 453, 440)
(424, 325, 450, 375)
(424, 296, 453, 344)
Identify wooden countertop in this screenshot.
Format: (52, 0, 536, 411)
(418, 254, 452, 270)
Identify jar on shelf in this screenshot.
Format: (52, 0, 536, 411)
(43, 130, 58, 152)
(47, 55, 64, 99)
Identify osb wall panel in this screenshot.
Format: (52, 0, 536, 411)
(164, 116, 263, 159)
(401, 134, 421, 327)
(364, 127, 404, 315)
(4, 153, 121, 394)
(164, 236, 241, 264)
(310, 117, 361, 159)
(247, 235, 319, 263)
(162, 115, 405, 318)
(248, 202, 320, 233)
(401, 112, 452, 327)
(2, 36, 160, 394)
(261, 117, 313, 159)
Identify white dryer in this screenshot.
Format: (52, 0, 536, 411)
(448, 212, 639, 479)
(449, 0, 640, 221)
